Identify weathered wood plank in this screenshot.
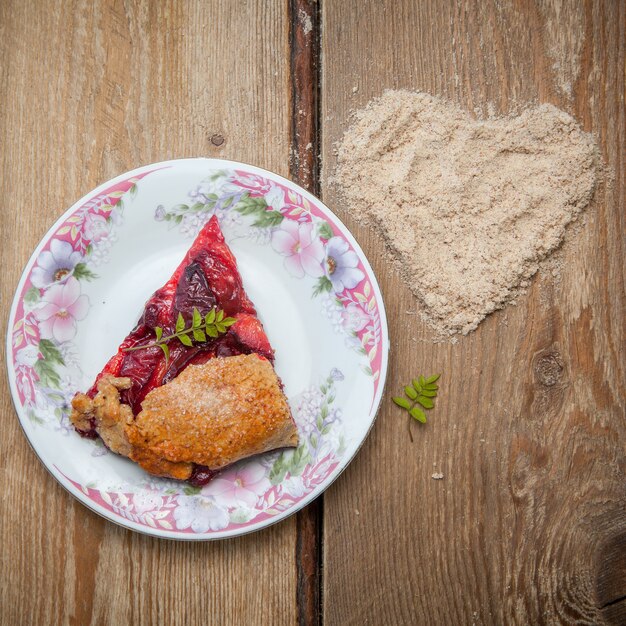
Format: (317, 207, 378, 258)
(320, 1, 625, 624)
(0, 1, 296, 625)
(289, 0, 323, 623)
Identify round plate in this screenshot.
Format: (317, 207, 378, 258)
(6, 158, 389, 539)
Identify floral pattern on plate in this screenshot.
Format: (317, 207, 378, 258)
(10, 171, 153, 433)
(57, 369, 346, 533)
(156, 169, 384, 386)
(7, 159, 389, 539)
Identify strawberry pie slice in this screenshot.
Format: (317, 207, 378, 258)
(70, 216, 298, 485)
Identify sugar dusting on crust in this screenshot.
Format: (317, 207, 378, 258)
(128, 354, 298, 476)
(70, 355, 298, 482)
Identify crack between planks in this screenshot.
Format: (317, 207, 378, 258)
(599, 594, 626, 610)
(289, 0, 321, 196)
(289, 0, 323, 625)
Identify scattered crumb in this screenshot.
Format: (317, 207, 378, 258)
(354, 509, 360, 515)
(352, 86, 359, 94)
(432, 472, 444, 480)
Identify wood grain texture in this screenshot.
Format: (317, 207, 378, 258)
(0, 1, 297, 625)
(2, 1, 625, 624)
(320, 1, 625, 625)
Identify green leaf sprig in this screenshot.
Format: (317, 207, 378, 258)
(123, 306, 236, 362)
(393, 374, 440, 428)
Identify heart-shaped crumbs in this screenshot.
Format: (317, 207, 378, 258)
(334, 90, 599, 337)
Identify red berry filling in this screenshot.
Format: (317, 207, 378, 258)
(77, 216, 275, 484)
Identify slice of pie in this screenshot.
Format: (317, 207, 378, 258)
(70, 216, 298, 485)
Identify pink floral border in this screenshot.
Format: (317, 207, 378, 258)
(11, 168, 164, 406)
(231, 169, 385, 396)
(9, 161, 387, 537)
(56, 455, 340, 534)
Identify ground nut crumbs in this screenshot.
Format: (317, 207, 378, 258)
(333, 90, 599, 338)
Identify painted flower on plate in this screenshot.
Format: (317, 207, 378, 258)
(141, 475, 181, 494)
(133, 492, 164, 515)
(281, 475, 306, 498)
(192, 174, 237, 199)
(15, 344, 40, 368)
(30, 239, 82, 288)
(53, 413, 74, 437)
(38, 384, 69, 409)
(83, 212, 111, 243)
(265, 184, 286, 211)
(235, 173, 272, 196)
(180, 213, 206, 239)
(318, 428, 344, 459)
(33, 277, 89, 343)
(320, 293, 344, 333)
(324, 237, 365, 293)
(297, 388, 324, 436)
(202, 461, 270, 507)
(344, 334, 363, 351)
(173, 495, 229, 532)
(341, 302, 370, 333)
(58, 342, 80, 369)
(188, 184, 206, 201)
(271, 221, 325, 278)
(330, 367, 345, 382)
(16, 370, 35, 405)
(154, 204, 166, 221)
(229, 506, 256, 524)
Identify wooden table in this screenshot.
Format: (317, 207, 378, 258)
(1, 1, 624, 624)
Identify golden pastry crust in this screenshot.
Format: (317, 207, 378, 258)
(128, 354, 299, 476)
(70, 355, 298, 481)
(71, 376, 133, 457)
(70, 393, 95, 432)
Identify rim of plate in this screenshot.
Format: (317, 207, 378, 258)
(6, 157, 390, 540)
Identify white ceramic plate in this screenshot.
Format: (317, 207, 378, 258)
(7, 158, 389, 539)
